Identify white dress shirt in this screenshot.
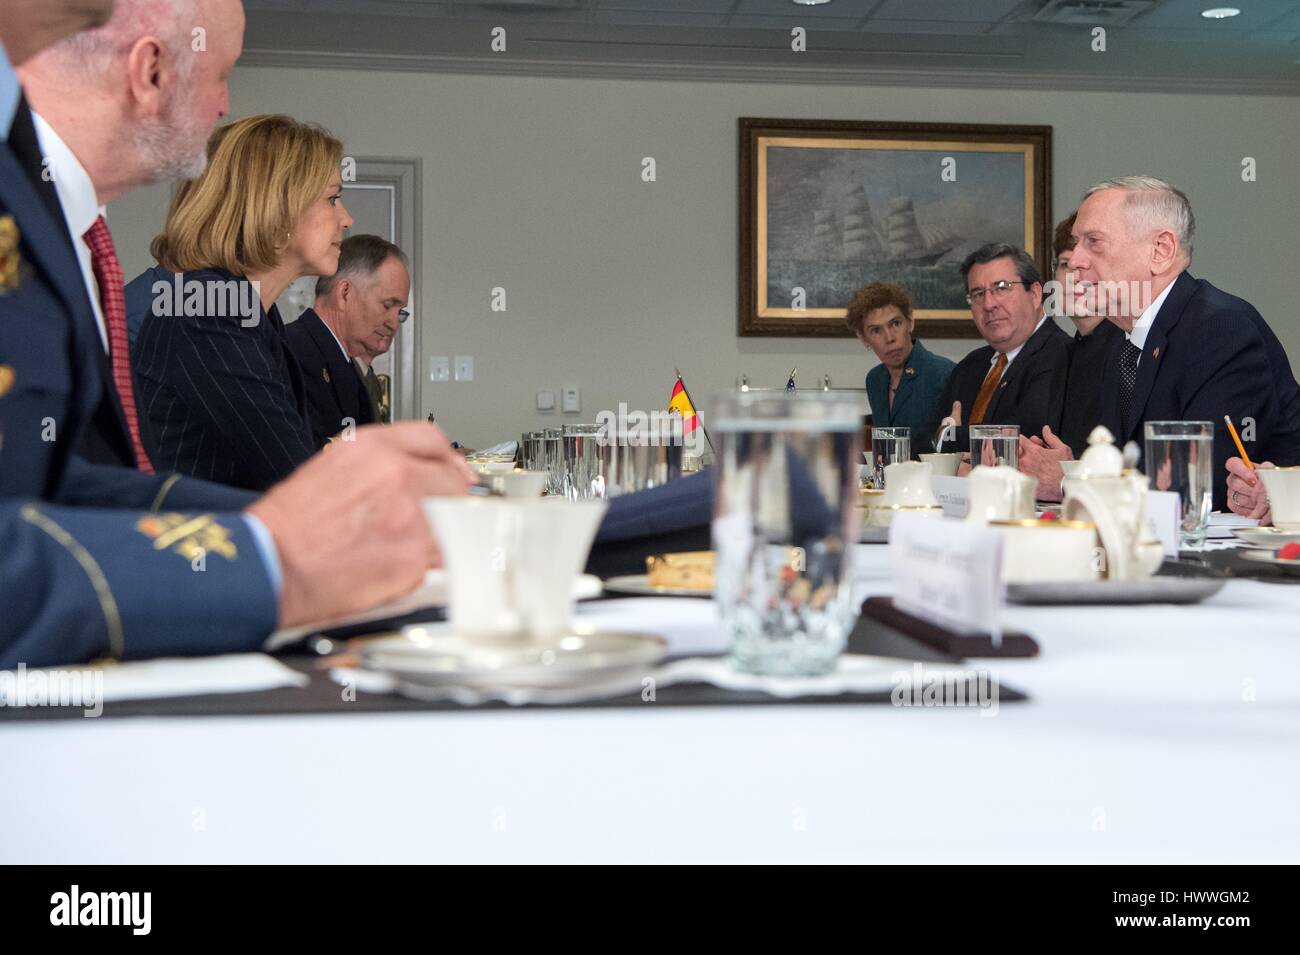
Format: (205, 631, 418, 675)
(1126, 278, 1177, 362)
(31, 112, 109, 351)
(990, 315, 1047, 378)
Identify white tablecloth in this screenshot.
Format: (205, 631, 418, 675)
(2, 546, 1298, 863)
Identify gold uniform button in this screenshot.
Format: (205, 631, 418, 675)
(0, 364, 15, 398)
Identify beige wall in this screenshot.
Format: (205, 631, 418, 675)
(110, 68, 1300, 448)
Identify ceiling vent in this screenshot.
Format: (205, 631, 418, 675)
(1031, 0, 1157, 27)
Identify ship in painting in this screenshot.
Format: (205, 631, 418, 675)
(812, 186, 960, 268)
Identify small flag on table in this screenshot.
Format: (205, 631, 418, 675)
(785, 367, 798, 392)
(669, 369, 698, 433)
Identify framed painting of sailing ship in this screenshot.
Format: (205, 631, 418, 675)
(738, 118, 1052, 338)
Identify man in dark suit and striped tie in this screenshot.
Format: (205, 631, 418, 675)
(285, 234, 409, 444)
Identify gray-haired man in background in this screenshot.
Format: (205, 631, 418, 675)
(285, 234, 411, 444)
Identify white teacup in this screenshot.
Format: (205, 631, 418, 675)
(967, 465, 1037, 523)
(991, 519, 1100, 583)
(424, 497, 607, 641)
(1257, 467, 1300, 530)
(918, 452, 961, 477)
(880, 460, 938, 507)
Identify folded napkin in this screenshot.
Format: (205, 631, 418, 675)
(472, 440, 517, 457)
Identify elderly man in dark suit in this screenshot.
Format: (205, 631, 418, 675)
(930, 243, 1071, 458)
(285, 234, 408, 444)
(1020, 176, 1300, 510)
(0, 0, 473, 670)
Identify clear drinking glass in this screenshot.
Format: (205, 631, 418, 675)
(1144, 420, 1213, 547)
(713, 391, 863, 676)
(521, 431, 545, 471)
(563, 423, 604, 500)
(871, 426, 911, 488)
(596, 415, 684, 497)
(970, 424, 1019, 469)
(542, 428, 565, 495)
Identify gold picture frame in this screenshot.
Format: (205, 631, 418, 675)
(739, 118, 1053, 338)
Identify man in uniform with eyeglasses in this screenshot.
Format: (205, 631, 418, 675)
(284, 234, 410, 444)
(930, 242, 1071, 455)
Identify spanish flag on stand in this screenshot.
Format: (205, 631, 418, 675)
(670, 369, 709, 456)
(669, 370, 698, 434)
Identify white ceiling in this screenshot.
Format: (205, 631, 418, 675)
(241, 0, 1300, 92)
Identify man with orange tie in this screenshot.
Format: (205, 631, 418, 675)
(930, 243, 1071, 457)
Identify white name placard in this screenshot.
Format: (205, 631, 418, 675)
(888, 512, 1005, 640)
(1146, 490, 1181, 556)
(931, 476, 971, 519)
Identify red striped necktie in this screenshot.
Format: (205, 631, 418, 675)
(83, 215, 154, 473)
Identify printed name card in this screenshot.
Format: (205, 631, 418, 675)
(1146, 490, 1181, 556)
(931, 476, 971, 519)
(889, 513, 1005, 641)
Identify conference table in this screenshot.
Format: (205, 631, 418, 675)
(2, 545, 1299, 863)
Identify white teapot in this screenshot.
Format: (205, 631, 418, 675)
(1062, 426, 1163, 579)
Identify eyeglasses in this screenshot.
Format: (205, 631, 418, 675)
(398, 308, 410, 324)
(965, 279, 1023, 306)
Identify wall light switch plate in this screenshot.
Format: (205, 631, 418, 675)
(429, 356, 449, 382)
(562, 385, 580, 413)
(536, 388, 555, 411)
(454, 355, 474, 382)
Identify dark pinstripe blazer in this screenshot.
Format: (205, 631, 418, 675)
(133, 268, 319, 492)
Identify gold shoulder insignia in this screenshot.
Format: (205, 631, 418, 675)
(136, 513, 238, 562)
(0, 364, 14, 398)
(0, 215, 21, 293)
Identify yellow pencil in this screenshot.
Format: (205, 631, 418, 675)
(1224, 415, 1254, 470)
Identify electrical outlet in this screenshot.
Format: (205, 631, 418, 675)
(429, 356, 449, 382)
(454, 355, 474, 382)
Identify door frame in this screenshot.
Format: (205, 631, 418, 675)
(345, 157, 422, 422)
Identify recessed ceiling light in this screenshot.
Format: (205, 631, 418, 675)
(791, 0, 834, 6)
(1201, 7, 1241, 18)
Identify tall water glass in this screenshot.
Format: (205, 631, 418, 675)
(563, 424, 604, 500)
(713, 391, 863, 676)
(1144, 420, 1213, 547)
(970, 424, 1019, 469)
(871, 426, 911, 488)
(521, 431, 545, 471)
(541, 428, 565, 495)
(596, 414, 683, 497)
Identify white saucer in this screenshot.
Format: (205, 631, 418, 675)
(362, 625, 667, 689)
(1232, 526, 1300, 548)
(1005, 577, 1225, 605)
